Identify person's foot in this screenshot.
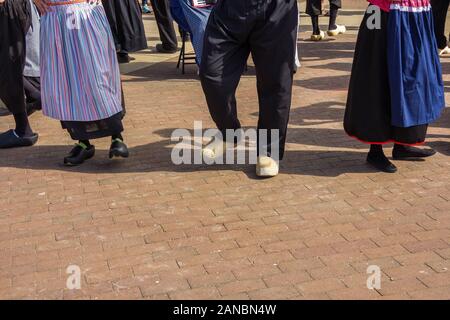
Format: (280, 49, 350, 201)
(142, 4, 152, 14)
(311, 30, 325, 41)
(327, 25, 346, 36)
(439, 46, 450, 56)
(392, 145, 436, 160)
(117, 53, 135, 64)
(203, 134, 234, 161)
(109, 138, 129, 159)
(256, 156, 279, 177)
(155, 43, 178, 54)
(366, 151, 397, 173)
(64, 143, 95, 166)
(0, 129, 38, 149)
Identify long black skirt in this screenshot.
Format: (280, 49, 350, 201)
(344, 9, 428, 146)
(102, 0, 148, 52)
(0, 0, 30, 115)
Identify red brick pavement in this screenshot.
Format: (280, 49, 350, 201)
(0, 11, 450, 300)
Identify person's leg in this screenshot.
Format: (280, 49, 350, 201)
(327, 0, 345, 35)
(249, 0, 297, 165)
(431, 0, 450, 50)
(110, 132, 129, 158)
(328, 1, 340, 30)
(0, 0, 37, 148)
(367, 144, 397, 173)
(150, 0, 178, 52)
(199, 1, 251, 159)
(306, 0, 321, 35)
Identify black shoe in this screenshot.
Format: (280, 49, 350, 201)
(155, 43, 178, 54)
(117, 53, 134, 64)
(109, 138, 129, 159)
(367, 152, 397, 173)
(392, 145, 436, 160)
(0, 129, 38, 149)
(64, 143, 95, 166)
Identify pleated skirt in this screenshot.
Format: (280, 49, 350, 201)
(387, 0, 445, 128)
(40, 2, 123, 123)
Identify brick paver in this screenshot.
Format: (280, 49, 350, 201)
(0, 6, 450, 300)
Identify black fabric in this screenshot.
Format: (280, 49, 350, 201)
(306, 0, 341, 17)
(199, 0, 298, 160)
(23, 76, 41, 109)
(150, 0, 178, 51)
(328, 4, 338, 29)
(0, 0, 31, 115)
(311, 15, 320, 34)
(62, 112, 124, 141)
(102, 0, 148, 52)
(344, 9, 428, 145)
(431, 0, 450, 49)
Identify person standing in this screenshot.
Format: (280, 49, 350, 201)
(150, 0, 178, 53)
(0, 0, 42, 148)
(200, 0, 298, 177)
(40, 0, 129, 166)
(344, 0, 444, 173)
(102, 0, 148, 63)
(431, 0, 450, 55)
(306, 0, 346, 41)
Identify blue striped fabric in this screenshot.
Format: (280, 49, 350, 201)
(41, 1, 122, 122)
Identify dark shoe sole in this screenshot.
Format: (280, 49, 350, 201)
(109, 149, 129, 159)
(0, 131, 38, 149)
(64, 149, 95, 166)
(366, 157, 398, 173)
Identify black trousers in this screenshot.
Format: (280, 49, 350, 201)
(306, 0, 341, 17)
(24, 76, 41, 109)
(200, 0, 298, 160)
(150, 0, 178, 50)
(431, 0, 450, 49)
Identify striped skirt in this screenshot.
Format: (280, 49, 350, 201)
(387, 0, 445, 128)
(40, 1, 122, 122)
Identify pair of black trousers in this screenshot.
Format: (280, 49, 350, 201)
(24, 76, 41, 109)
(200, 0, 298, 160)
(150, 0, 178, 50)
(0, 0, 31, 115)
(431, 0, 450, 49)
(306, 0, 341, 17)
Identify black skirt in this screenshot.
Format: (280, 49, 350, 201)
(0, 0, 30, 115)
(61, 112, 124, 141)
(102, 0, 148, 52)
(344, 9, 428, 146)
